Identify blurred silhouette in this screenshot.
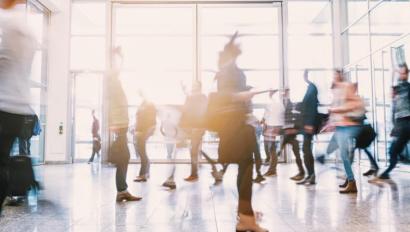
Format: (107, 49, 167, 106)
(279, 89, 305, 181)
(247, 114, 265, 183)
(370, 63, 410, 183)
(0, 0, 40, 214)
(209, 32, 268, 232)
(88, 110, 101, 163)
(329, 76, 365, 194)
(107, 47, 141, 202)
(296, 70, 319, 186)
(134, 92, 157, 183)
(261, 90, 284, 178)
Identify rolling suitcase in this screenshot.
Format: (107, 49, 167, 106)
(7, 155, 37, 197)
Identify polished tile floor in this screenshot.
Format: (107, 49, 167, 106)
(1, 162, 410, 232)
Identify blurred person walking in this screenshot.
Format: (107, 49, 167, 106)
(329, 81, 365, 194)
(296, 70, 319, 185)
(133, 93, 157, 182)
(107, 47, 141, 202)
(0, 0, 40, 214)
(208, 32, 268, 232)
(247, 114, 265, 183)
(88, 110, 101, 163)
(261, 90, 284, 178)
(370, 63, 410, 182)
(278, 89, 305, 181)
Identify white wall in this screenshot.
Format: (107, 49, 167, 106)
(42, 0, 72, 163)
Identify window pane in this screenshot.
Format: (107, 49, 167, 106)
(288, 35, 333, 69)
(288, 1, 332, 34)
(72, 2, 106, 35)
(347, 16, 369, 63)
(70, 36, 106, 70)
(370, 1, 410, 51)
(347, 0, 368, 26)
(113, 5, 195, 106)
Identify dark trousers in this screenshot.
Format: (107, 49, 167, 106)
(0, 111, 35, 212)
(137, 132, 151, 176)
(89, 140, 101, 162)
(381, 120, 410, 177)
(111, 129, 130, 192)
(264, 140, 277, 173)
(362, 148, 379, 170)
(303, 133, 315, 176)
(253, 134, 262, 176)
(237, 158, 254, 216)
(281, 134, 304, 174)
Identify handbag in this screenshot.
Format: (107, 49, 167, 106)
(356, 124, 377, 149)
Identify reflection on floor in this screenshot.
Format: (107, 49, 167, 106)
(1, 162, 410, 232)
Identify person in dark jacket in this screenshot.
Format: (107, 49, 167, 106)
(134, 94, 157, 182)
(279, 89, 305, 181)
(370, 63, 410, 182)
(107, 47, 141, 202)
(88, 110, 101, 163)
(212, 32, 268, 232)
(296, 70, 319, 185)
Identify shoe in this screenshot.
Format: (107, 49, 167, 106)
(5, 197, 24, 206)
(254, 175, 266, 183)
(263, 170, 277, 177)
(297, 175, 315, 185)
(184, 175, 199, 182)
(316, 155, 326, 165)
(236, 213, 268, 232)
(339, 179, 348, 188)
(290, 172, 305, 181)
(368, 174, 390, 184)
(116, 191, 142, 202)
(212, 170, 224, 182)
(378, 174, 390, 180)
(363, 169, 378, 177)
(162, 181, 177, 190)
(339, 180, 357, 194)
(134, 175, 148, 182)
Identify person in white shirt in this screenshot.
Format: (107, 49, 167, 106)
(0, 0, 38, 214)
(261, 90, 285, 177)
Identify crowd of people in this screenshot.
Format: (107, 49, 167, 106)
(1, 1, 410, 232)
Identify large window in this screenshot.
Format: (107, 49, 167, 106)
(111, 3, 282, 160)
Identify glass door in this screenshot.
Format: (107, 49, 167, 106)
(71, 72, 103, 162)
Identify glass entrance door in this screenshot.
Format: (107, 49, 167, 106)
(71, 72, 103, 162)
(111, 2, 283, 162)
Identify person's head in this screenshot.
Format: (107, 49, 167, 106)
(303, 69, 310, 83)
(397, 63, 409, 82)
(333, 68, 345, 83)
(218, 32, 242, 68)
(0, 0, 23, 9)
(192, 81, 202, 94)
(91, 109, 96, 118)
